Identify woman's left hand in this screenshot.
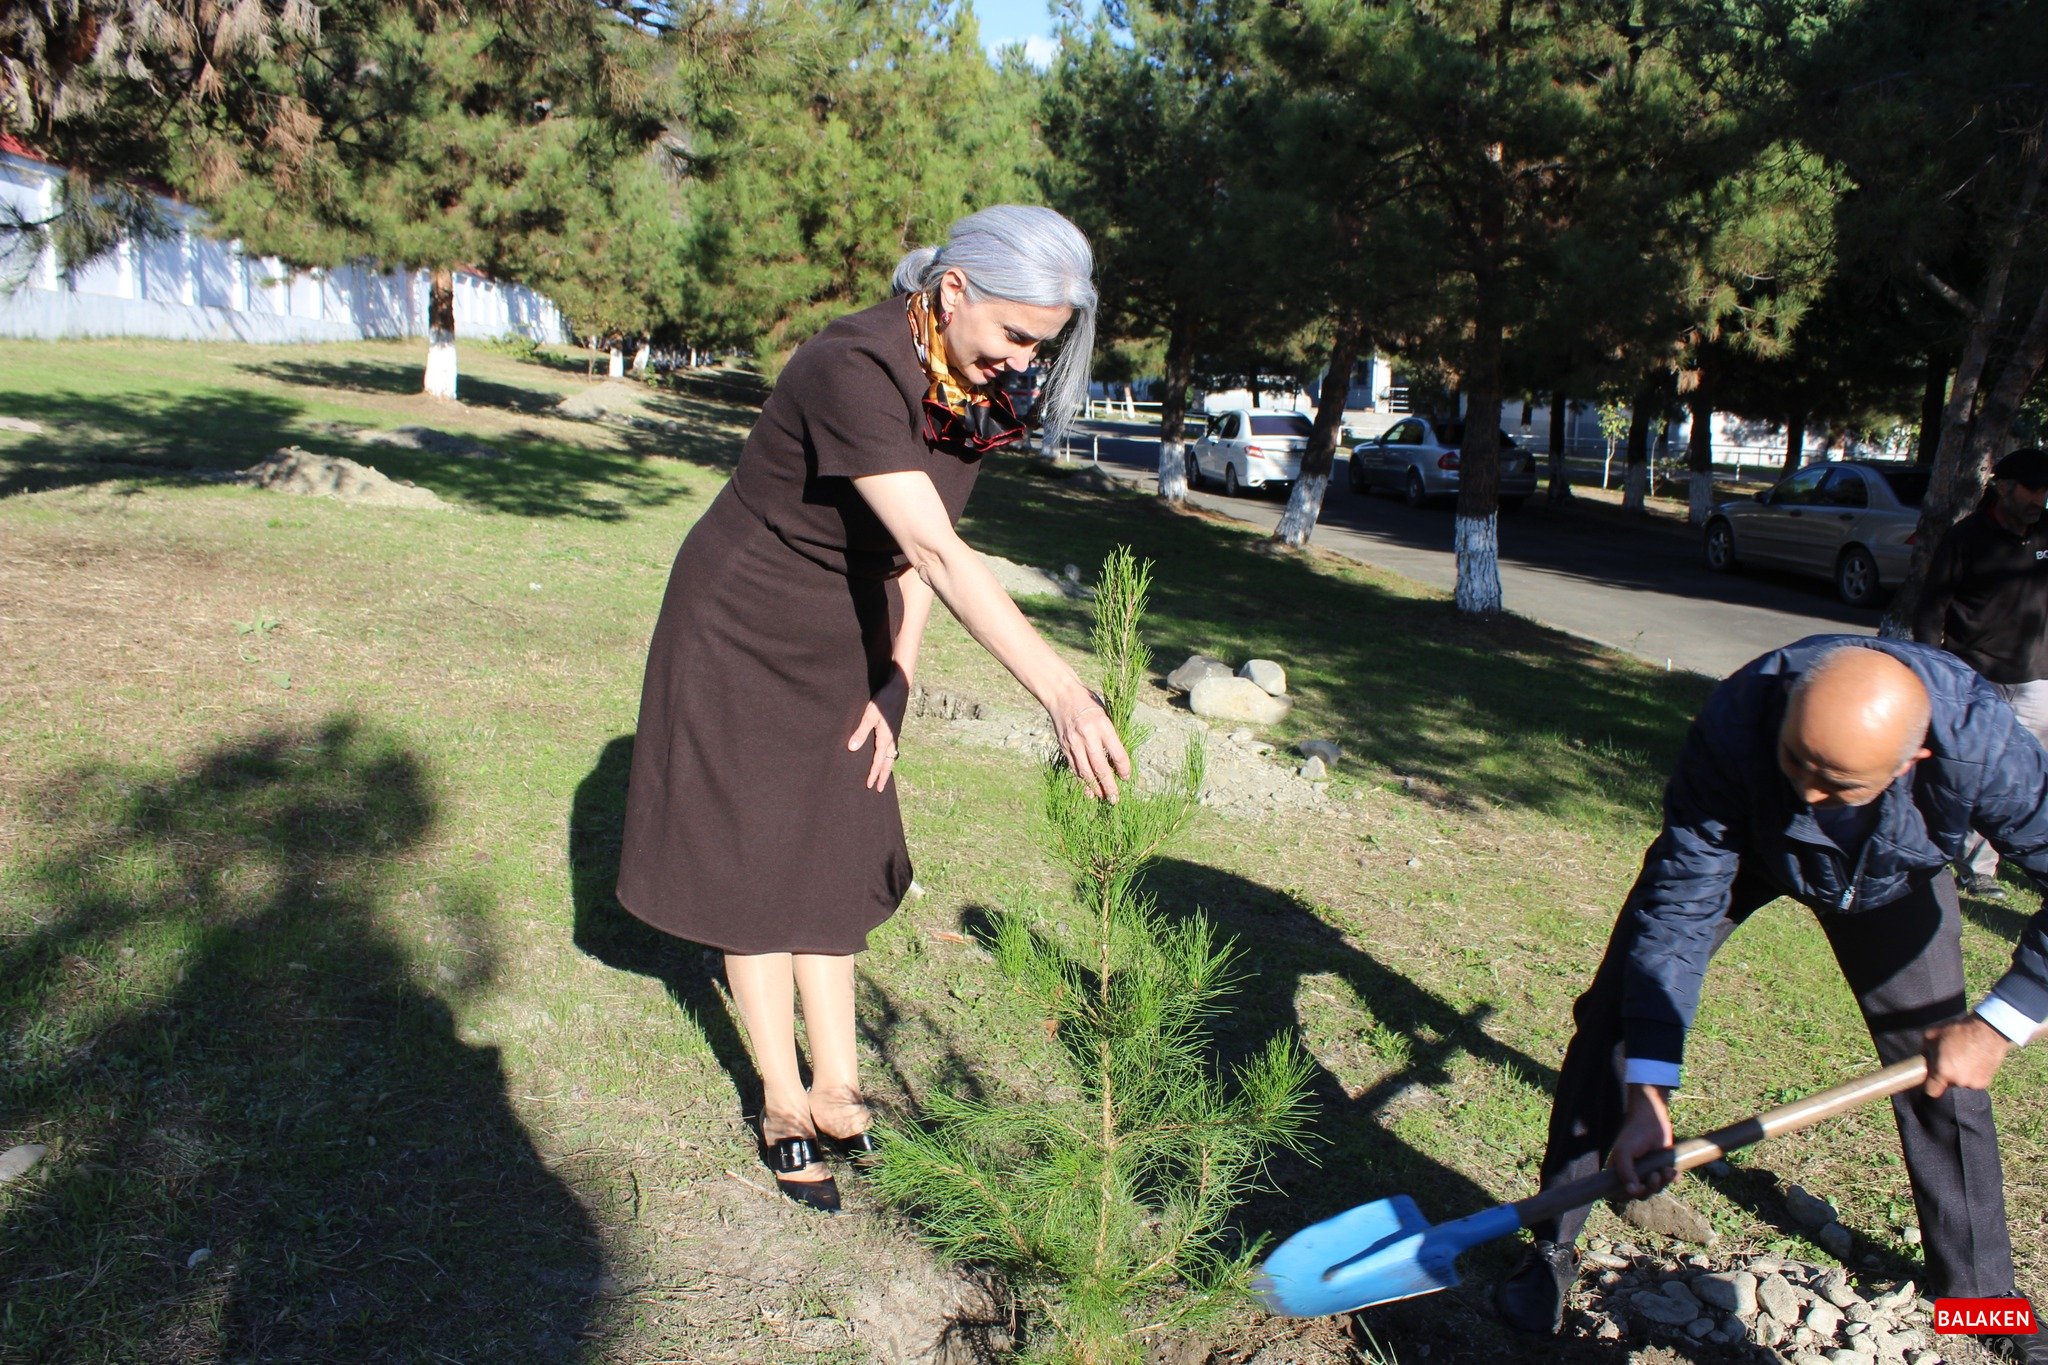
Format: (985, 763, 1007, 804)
(848, 673, 909, 791)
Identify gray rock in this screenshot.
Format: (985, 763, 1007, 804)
(1788, 1184, 1841, 1230)
(1870, 1282, 1918, 1314)
(1846, 1300, 1877, 1324)
(1751, 1313, 1789, 1348)
(1662, 1280, 1703, 1312)
(1761, 1272, 1803, 1324)
(1695, 1270, 1759, 1318)
(1620, 1192, 1717, 1245)
(1297, 739, 1341, 765)
(1825, 1352, 1864, 1364)
(1808, 1300, 1846, 1337)
(1687, 1317, 1715, 1338)
(1594, 1318, 1623, 1341)
(1817, 1221, 1855, 1260)
(1818, 1269, 1859, 1308)
(1187, 675, 1292, 726)
(1299, 755, 1328, 780)
(1237, 658, 1287, 696)
(0, 1144, 48, 1184)
(1583, 1249, 1630, 1272)
(1791, 1356, 1831, 1365)
(1167, 655, 1234, 694)
(1632, 1290, 1701, 1325)
(1905, 1351, 1939, 1365)
(1901, 1225, 1922, 1246)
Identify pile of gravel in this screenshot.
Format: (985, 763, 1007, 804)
(1572, 1234, 1960, 1363)
(909, 688, 1334, 817)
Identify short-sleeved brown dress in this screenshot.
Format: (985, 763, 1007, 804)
(616, 295, 982, 955)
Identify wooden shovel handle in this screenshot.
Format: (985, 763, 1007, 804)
(1510, 1056, 1928, 1229)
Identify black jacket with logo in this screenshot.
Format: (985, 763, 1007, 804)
(1621, 636, 2048, 1068)
(1911, 506, 2048, 684)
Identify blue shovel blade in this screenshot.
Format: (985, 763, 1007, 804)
(1256, 1198, 1522, 1318)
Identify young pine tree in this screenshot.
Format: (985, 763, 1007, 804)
(873, 547, 1313, 1365)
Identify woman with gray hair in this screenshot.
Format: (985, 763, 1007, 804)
(617, 204, 1126, 1212)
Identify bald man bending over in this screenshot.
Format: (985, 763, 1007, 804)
(1496, 637, 2047, 1362)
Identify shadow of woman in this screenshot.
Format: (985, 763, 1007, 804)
(567, 734, 758, 1117)
(0, 717, 602, 1360)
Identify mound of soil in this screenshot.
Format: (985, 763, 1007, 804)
(552, 380, 649, 422)
(235, 447, 450, 510)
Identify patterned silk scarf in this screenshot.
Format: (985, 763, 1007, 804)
(905, 291, 1025, 455)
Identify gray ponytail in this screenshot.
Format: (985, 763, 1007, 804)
(892, 204, 1097, 451)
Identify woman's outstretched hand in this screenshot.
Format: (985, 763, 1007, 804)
(848, 673, 909, 792)
(1053, 689, 1131, 803)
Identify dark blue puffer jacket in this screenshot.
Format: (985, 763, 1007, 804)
(1621, 635, 2048, 1067)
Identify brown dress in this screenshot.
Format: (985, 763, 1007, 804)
(616, 296, 983, 954)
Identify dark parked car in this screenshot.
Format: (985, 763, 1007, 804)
(1703, 461, 1930, 607)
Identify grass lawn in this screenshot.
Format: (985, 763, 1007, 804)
(1, 336, 2040, 1363)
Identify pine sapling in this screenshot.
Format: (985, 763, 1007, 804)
(874, 547, 1314, 1365)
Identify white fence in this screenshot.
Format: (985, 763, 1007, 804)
(0, 148, 569, 345)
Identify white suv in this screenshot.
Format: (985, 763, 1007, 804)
(1187, 409, 1312, 495)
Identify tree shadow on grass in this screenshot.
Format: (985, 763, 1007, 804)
(242, 357, 562, 418)
(0, 717, 602, 1361)
(958, 460, 1717, 829)
(0, 385, 702, 522)
(567, 735, 758, 1119)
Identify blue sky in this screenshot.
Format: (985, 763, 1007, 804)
(971, 0, 1099, 67)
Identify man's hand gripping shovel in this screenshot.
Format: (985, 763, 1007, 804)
(1257, 1057, 1928, 1318)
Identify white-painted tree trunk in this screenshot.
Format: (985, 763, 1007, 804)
(1688, 474, 1715, 525)
(1158, 438, 1188, 502)
(633, 341, 650, 373)
(1454, 513, 1503, 614)
(1274, 471, 1330, 546)
(1623, 460, 1648, 514)
(608, 347, 625, 378)
(425, 330, 458, 401)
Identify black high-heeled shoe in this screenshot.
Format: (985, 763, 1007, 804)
(818, 1129, 878, 1165)
(764, 1136, 841, 1213)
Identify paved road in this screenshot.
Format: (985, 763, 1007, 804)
(1065, 420, 1877, 679)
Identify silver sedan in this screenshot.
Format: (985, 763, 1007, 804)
(1347, 416, 1538, 508)
(1702, 461, 1929, 607)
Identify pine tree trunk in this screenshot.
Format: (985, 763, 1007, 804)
(1888, 273, 2048, 636)
(1275, 325, 1362, 547)
(1546, 391, 1571, 506)
(1782, 411, 1807, 474)
(1155, 317, 1196, 503)
(1886, 134, 2048, 635)
(424, 267, 458, 401)
(1687, 388, 1715, 525)
(1622, 381, 1654, 515)
(1916, 352, 1948, 465)
(1455, 140, 1508, 616)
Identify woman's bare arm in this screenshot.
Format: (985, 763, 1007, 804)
(853, 469, 1130, 800)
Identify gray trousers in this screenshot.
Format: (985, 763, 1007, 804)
(1530, 869, 2015, 1299)
(1964, 678, 2048, 879)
